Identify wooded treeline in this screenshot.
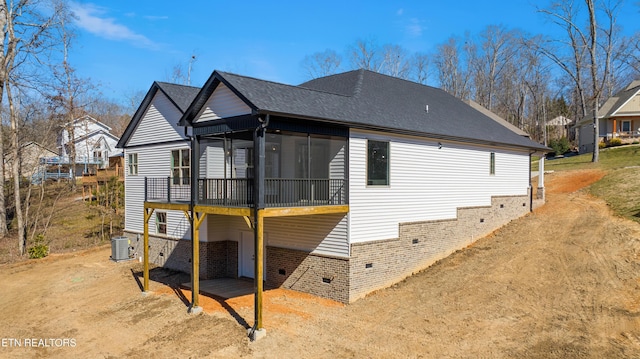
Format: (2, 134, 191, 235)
(1, 0, 639, 256)
(0, 1, 133, 256)
(301, 1, 640, 147)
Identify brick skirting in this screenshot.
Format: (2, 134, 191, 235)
(348, 195, 530, 301)
(124, 194, 531, 304)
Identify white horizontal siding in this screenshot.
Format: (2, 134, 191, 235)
(199, 140, 226, 178)
(128, 91, 186, 146)
(349, 129, 531, 244)
(204, 213, 349, 257)
(265, 214, 349, 257)
(195, 83, 251, 123)
(330, 142, 346, 180)
(124, 141, 191, 239)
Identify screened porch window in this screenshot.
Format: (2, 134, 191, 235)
(171, 149, 190, 185)
(367, 140, 389, 186)
(622, 120, 631, 133)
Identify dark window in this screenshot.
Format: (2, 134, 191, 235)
(367, 141, 389, 186)
(490, 152, 496, 175)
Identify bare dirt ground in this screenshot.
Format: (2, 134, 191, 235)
(2, 169, 640, 358)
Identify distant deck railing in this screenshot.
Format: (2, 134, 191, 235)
(145, 177, 348, 208)
(40, 155, 105, 166)
(82, 167, 125, 184)
(31, 171, 72, 184)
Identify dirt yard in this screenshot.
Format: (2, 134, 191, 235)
(2, 169, 640, 358)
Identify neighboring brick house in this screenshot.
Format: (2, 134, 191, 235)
(117, 69, 548, 309)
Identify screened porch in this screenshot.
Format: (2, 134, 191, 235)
(144, 129, 349, 209)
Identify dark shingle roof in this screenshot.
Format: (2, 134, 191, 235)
(117, 82, 200, 148)
(206, 69, 546, 151)
(156, 82, 201, 112)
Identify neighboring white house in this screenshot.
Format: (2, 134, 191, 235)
(117, 70, 548, 306)
(54, 115, 122, 175)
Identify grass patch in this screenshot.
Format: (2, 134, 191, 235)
(589, 167, 640, 223)
(535, 144, 640, 172)
(534, 145, 640, 223)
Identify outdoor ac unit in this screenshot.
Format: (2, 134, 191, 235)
(111, 236, 130, 261)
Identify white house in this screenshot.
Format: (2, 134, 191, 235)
(117, 70, 547, 316)
(55, 115, 122, 175)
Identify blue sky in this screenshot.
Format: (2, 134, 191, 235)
(68, 1, 638, 106)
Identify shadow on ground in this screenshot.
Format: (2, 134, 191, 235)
(130, 267, 251, 329)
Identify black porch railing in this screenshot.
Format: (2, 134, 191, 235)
(145, 177, 192, 203)
(145, 177, 348, 208)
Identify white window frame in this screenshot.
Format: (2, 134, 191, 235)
(367, 140, 389, 186)
(128, 153, 138, 176)
(171, 149, 190, 185)
(622, 120, 631, 133)
(156, 211, 167, 235)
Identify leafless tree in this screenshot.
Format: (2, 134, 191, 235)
(411, 52, 429, 85)
(470, 25, 521, 111)
(165, 54, 198, 85)
(379, 44, 411, 79)
(348, 38, 382, 72)
(538, 0, 589, 119)
(301, 49, 342, 79)
(538, 0, 624, 162)
(85, 97, 131, 137)
(433, 36, 472, 99)
(0, 0, 70, 252)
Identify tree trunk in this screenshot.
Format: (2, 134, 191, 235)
(7, 82, 25, 254)
(587, 0, 599, 163)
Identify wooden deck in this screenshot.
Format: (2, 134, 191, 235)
(182, 278, 260, 299)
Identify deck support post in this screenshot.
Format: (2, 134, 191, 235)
(143, 207, 154, 292)
(255, 209, 264, 329)
(189, 212, 206, 314)
(189, 134, 203, 314)
(537, 157, 545, 200)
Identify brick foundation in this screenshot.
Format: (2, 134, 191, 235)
(124, 194, 531, 304)
(348, 195, 530, 301)
(266, 247, 349, 303)
(124, 232, 237, 280)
